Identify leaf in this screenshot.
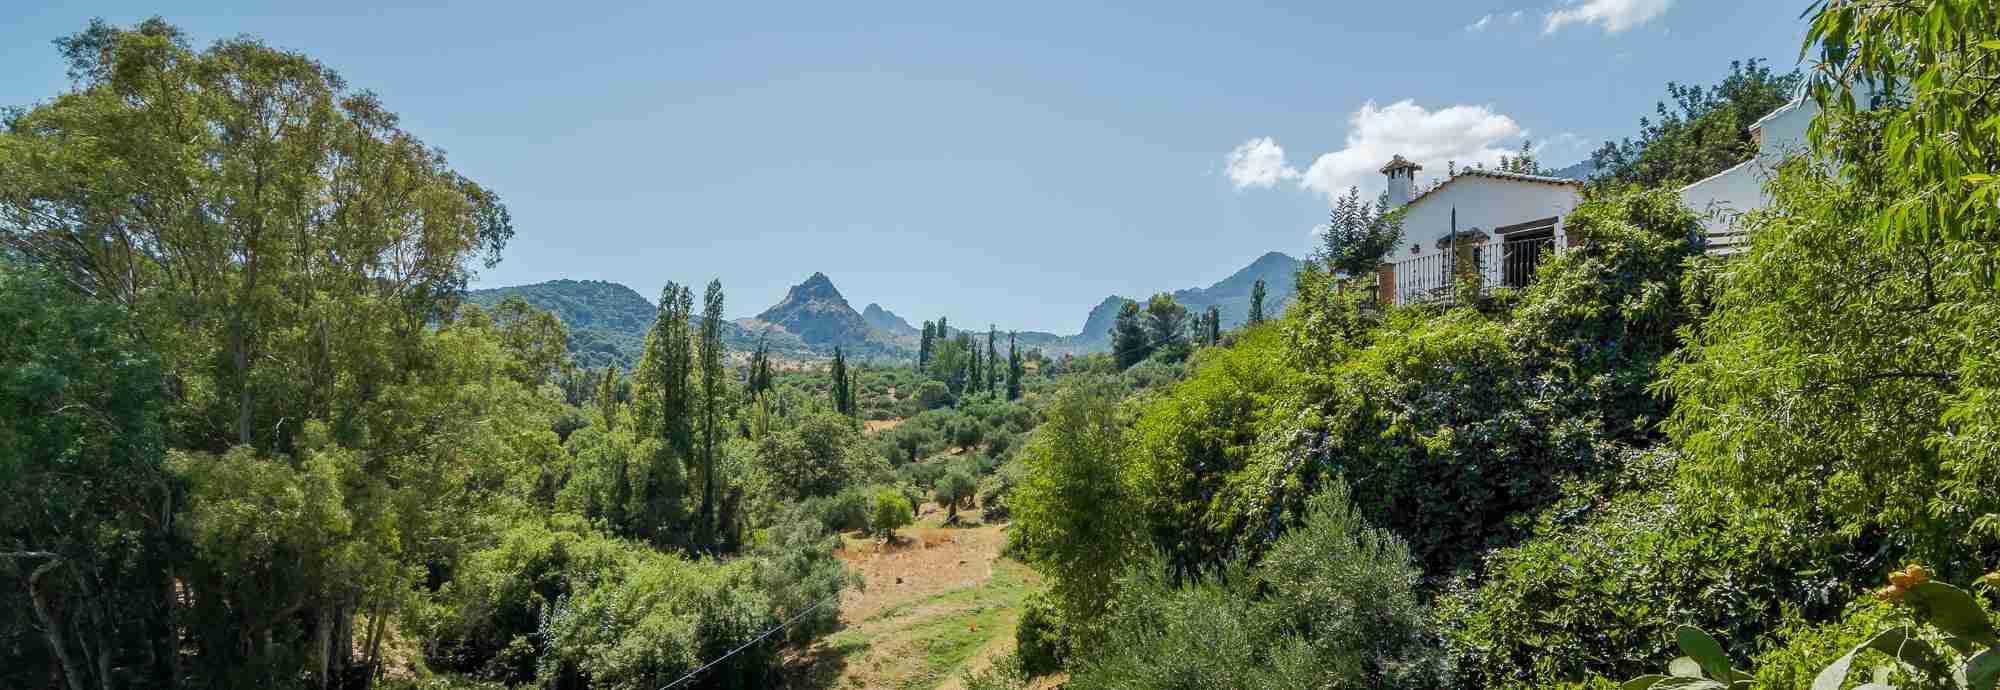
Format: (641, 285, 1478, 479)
(1650, 678, 1727, 690)
(1678, 625, 1736, 682)
(1969, 174, 1998, 184)
(1622, 674, 1669, 690)
(1979, 39, 2000, 50)
(1818, 628, 1917, 690)
(1905, 582, 2000, 646)
(1969, 648, 2000, 690)
(1670, 656, 1706, 678)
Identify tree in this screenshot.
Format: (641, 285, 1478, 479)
(1111, 300, 1149, 369)
(919, 320, 936, 370)
(1317, 186, 1406, 278)
(747, 334, 774, 398)
(1249, 279, 1266, 325)
(1143, 294, 1191, 362)
(1006, 332, 1024, 401)
(933, 469, 978, 522)
(1203, 306, 1221, 346)
(698, 279, 726, 548)
(0, 20, 523, 687)
(1588, 59, 1801, 189)
(871, 489, 914, 540)
(987, 325, 1000, 396)
(1011, 382, 1138, 654)
(829, 346, 851, 415)
(1497, 139, 1549, 175)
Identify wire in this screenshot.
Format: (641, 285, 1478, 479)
(655, 592, 840, 690)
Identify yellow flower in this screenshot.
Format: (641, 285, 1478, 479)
(1906, 565, 1931, 584)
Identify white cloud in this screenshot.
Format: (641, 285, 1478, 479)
(1543, 0, 1673, 35)
(1507, 10, 1525, 24)
(1465, 14, 1493, 33)
(1223, 136, 1301, 189)
(1296, 100, 1522, 202)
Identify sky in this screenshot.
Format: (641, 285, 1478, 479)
(2, 0, 1811, 334)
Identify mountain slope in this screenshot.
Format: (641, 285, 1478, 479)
(466, 279, 812, 369)
(752, 272, 876, 348)
(1071, 251, 1301, 345)
(861, 302, 920, 337)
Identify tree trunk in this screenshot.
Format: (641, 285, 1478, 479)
(28, 559, 88, 690)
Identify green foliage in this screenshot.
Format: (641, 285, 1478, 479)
(1111, 300, 1149, 368)
(803, 486, 875, 534)
(1014, 591, 1071, 677)
(933, 469, 978, 520)
(1065, 482, 1447, 689)
(1010, 381, 1139, 653)
(870, 489, 914, 539)
(1588, 59, 1801, 189)
(752, 412, 886, 504)
(1317, 185, 1406, 278)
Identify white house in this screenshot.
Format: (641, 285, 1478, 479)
(1677, 93, 1820, 253)
(1376, 155, 1583, 304)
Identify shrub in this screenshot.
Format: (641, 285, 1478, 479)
(1065, 481, 1448, 689)
(805, 487, 872, 534)
(1014, 591, 1071, 677)
(870, 489, 913, 539)
(912, 380, 951, 409)
(1435, 450, 1854, 688)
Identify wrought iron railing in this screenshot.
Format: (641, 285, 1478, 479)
(1383, 235, 1562, 305)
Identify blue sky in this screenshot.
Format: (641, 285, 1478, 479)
(3, 0, 1809, 333)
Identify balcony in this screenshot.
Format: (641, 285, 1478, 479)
(1378, 234, 1563, 305)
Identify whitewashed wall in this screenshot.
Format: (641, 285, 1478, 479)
(1678, 96, 1819, 238)
(1393, 176, 1582, 266)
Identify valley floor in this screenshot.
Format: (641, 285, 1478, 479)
(788, 505, 1043, 690)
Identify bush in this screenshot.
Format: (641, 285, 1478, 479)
(1065, 481, 1448, 689)
(1435, 450, 1854, 688)
(805, 487, 872, 534)
(912, 380, 952, 409)
(1014, 591, 1071, 676)
(870, 489, 912, 539)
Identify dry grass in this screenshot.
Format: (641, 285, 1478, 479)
(787, 507, 1039, 690)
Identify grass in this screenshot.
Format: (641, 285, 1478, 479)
(818, 552, 1036, 690)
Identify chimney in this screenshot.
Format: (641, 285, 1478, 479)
(1381, 155, 1422, 208)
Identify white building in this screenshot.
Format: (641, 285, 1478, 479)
(1677, 93, 1819, 253)
(1376, 155, 1583, 304)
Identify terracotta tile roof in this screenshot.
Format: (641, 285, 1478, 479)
(1379, 155, 1423, 174)
(1403, 167, 1583, 208)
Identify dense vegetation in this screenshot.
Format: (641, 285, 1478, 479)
(13, 2, 2000, 690)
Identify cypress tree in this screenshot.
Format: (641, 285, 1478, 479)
(830, 346, 850, 415)
(698, 279, 725, 549)
(987, 325, 998, 396)
(1006, 332, 1022, 400)
(1249, 279, 1267, 325)
(1206, 306, 1221, 345)
(1112, 300, 1149, 368)
(919, 320, 935, 369)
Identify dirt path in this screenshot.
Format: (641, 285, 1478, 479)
(789, 506, 1038, 689)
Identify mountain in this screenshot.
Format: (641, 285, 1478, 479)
(861, 302, 919, 337)
(1071, 251, 1302, 345)
(1551, 158, 1598, 181)
(751, 272, 876, 347)
(465, 279, 812, 369)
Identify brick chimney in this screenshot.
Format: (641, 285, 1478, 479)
(1381, 155, 1422, 208)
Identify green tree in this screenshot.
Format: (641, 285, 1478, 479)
(698, 279, 725, 548)
(1111, 301, 1149, 369)
(1143, 294, 1191, 362)
(829, 346, 851, 415)
(1006, 332, 1024, 401)
(1588, 58, 1801, 189)
(919, 320, 936, 369)
(0, 265, 174, 690)
(987, 325, 1000, 396)
(871, 489, 914, 540)
(1317, 186, 1406, 278)
(1248, 279, 1266, 325)
(933, 469, 978, 522)
(1011, 382, 1138, 654)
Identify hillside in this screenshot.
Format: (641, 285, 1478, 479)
(753, 272, 876, 347)
(1070, 251, 1301, 345)
(861, 302, 920, 337)
(466, 279, 814, 369)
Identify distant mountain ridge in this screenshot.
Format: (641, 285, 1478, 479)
(467, 251, 1305, 366)
(1069, 251, 1301, 345)
(861, 303, 919, 337)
